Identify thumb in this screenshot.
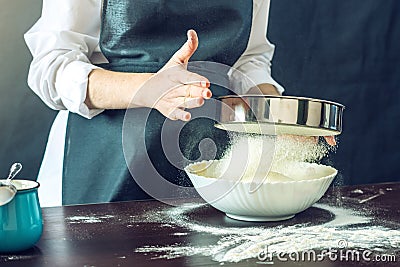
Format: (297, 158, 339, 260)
(171, 29, 198, 65)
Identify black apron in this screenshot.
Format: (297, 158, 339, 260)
(62, 0, 253, 205)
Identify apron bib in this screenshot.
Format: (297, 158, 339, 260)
(62, 0, 253, 205)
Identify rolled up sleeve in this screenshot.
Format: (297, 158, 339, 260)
(229, 0, 284, 95)
(24, 0, 104, 119)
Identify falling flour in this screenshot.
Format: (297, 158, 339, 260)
(133, 203, 400, 263)
(215, 134, 332, 183)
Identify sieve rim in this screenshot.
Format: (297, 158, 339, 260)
(216, 95, 344, 136)
(217, 95, 345, 108)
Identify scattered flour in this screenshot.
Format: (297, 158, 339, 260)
(173, 232, 189, 236)
(351, 189, 364, 194)
(0, 255, 39, 262)
(134, 203, 400, 263)
(66, 215, 114, 224)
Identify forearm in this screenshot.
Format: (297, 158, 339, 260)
(248, 83, 281, 95)
(24, 0, 103, 118)
(85, 68, 153, 110)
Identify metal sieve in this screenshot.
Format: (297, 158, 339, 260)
(215, 95, 344, 136)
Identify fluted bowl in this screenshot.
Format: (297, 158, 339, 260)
(185, 160, 337, 222)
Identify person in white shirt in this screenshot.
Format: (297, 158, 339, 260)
(25, 0, 287, 207)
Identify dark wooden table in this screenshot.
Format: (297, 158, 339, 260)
(1, 183, 399, 267)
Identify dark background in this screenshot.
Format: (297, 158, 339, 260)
(268, 0, 400, 185)
(0, 0, 399, 185)
(0, 0, 56, 180)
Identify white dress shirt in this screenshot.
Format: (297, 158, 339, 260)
(24, 0, 283, 207)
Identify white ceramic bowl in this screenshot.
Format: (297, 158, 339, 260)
(185, 160, 337, 222)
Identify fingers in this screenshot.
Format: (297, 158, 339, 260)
(171, 29, 198, 65)
(281, 134, 337, 146)
(155, 95, 204, 122)
(175, 72, 212, 99)
(169, 108, 191, 122)
(171, 84, 211, 100)
(278, 134, 318, 144)
(279, 135, 337, 147)
(164, 96, 205, 121)
(176, 97, 204, 109)
(156, 83, 210, 122)
(324, 136, 336, 146)
(180, 71, 211, 90)
(150, 29, 211, 122)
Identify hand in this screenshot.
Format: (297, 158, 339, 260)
(279, 134, 336, 147)
(323, 136, 336, 146)
(134, 30, 212, 121)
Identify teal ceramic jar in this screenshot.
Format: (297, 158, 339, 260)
(0, 179, 43, 252)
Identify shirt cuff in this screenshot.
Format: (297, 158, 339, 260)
(241, 69, 285, 95)
(228, 68, 285, 95)
(55, 61, 104, 119)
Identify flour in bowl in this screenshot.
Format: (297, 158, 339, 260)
(217, 133, 333, 183)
